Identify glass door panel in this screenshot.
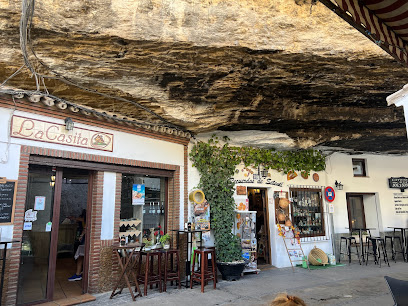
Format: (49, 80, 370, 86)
(348, 195, 366, 230)
(18, 165, 56, 304)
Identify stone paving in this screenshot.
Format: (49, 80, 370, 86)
(86, 260, 408, 306)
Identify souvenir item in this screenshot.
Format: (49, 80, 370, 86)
(287, 171, 297, 180)
(279, 198, 290, 209)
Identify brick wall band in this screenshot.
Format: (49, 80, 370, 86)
(5, 144, 185, 304)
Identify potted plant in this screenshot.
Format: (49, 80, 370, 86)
(159, 233, 171, 249)
(142, 238, 154, 251)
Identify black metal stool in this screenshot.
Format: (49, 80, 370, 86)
(365, 236, 390, 267)
(339, 236, 361, 264)
(385, 230, 405, 262)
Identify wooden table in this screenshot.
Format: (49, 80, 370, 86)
(387, 227, 408, 261)
(0, 240, 19, 306)
(110, 243, 144, 301)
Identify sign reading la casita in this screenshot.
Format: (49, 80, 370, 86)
(11, 115, 113, 152)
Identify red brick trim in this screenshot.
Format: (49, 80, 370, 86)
(5, 151, 29, 305)
(88, 171, 104, 293)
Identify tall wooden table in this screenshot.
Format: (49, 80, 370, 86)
(110, 243, 144, 301)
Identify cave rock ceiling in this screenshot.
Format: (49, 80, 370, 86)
(1, 0, 408, 153)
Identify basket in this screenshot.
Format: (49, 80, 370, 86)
(279, 198, 290, 209)
(308, 247, 329, 266)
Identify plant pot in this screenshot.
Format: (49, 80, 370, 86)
(216, 262, 246, 281)
(163, 244, 170, 250)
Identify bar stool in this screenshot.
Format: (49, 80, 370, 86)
(197, 246, 217, 283)
(365, 236, 390, 267)
(161, 249, 181, 291)
(190, 248, 216, 293)
(385, 230, 405, 262)
(339, 235, 361, 264)
(137, 250, 162, 296)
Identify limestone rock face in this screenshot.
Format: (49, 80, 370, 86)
(0, 0, 407, 153)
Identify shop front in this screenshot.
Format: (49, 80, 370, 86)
(230, 165, 333, 269)
(0, 94, 189, 305)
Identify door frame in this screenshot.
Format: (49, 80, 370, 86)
(346, 193, 370, 230)
(247, 187, 271, 265)
(20, 166, 93, 304)
(261, 188, 271, 265)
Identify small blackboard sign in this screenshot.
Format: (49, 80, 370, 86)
(0, 179, 17, 224)
(389, 177, 408, 192)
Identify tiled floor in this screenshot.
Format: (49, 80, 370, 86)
(18, 256, 85, 305)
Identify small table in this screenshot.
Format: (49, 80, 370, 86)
(110, 243, 144, 301)
(387, 227, 408, 261)
(0, 240, 20, 306)
(172, 229, 203, 288)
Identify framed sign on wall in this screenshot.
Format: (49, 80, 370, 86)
(0, 178, 18, 224)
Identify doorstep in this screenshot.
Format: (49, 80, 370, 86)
(39, 294, 96, 306)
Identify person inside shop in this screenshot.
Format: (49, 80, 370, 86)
(270, 293, 307, 306)
(68, 209, 86, 281)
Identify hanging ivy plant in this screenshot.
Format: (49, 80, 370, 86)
(190, 136, 326, 263)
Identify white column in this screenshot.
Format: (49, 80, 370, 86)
(387, 84, 408, 138)
(101, 172, 116, 240)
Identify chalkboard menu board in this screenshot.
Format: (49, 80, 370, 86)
(0, 180, 17, 224)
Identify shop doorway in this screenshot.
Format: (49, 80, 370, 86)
(248, 188, 271, 265)
(346, 193, 380, 235)
(17, 165, 91, 305)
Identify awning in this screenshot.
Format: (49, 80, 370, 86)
(319, 0, 408, 67)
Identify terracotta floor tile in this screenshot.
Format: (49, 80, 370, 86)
(75, 294, 96, 303)
(53, 297, 81, 306)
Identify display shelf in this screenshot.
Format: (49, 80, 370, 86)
(290, 188, 324, 238)
(120, 219, 141, 227)
(121, 230, 141, 237)
(234, 210, 258, 274)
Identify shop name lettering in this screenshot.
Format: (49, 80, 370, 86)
(11, 116, 113, 151)
(231, 177, 283, 186)
(14, 119, 88, 145)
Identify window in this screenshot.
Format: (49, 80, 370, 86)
(120, 174, 166, 244)
(290, 188, 325, 237)
(352, 159, 367, 177)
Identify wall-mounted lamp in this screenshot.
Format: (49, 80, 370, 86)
(50, 175, 56, 187)
(335, 180, 343, 190)
(64, 117, 74, 131)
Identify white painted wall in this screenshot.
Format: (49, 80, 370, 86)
(0, 107, 186, 242)
(327, 153, 408, 234)
(101, 172, 116, 240)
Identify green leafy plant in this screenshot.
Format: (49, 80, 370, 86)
(190, 136, 326, 263)
(159, 233, 171, 245)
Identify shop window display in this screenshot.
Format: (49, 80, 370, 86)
(120, 174, 166, 245)
(289, 188, 325, 238)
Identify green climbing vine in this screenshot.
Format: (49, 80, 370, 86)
(189, 136, 326, 263)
